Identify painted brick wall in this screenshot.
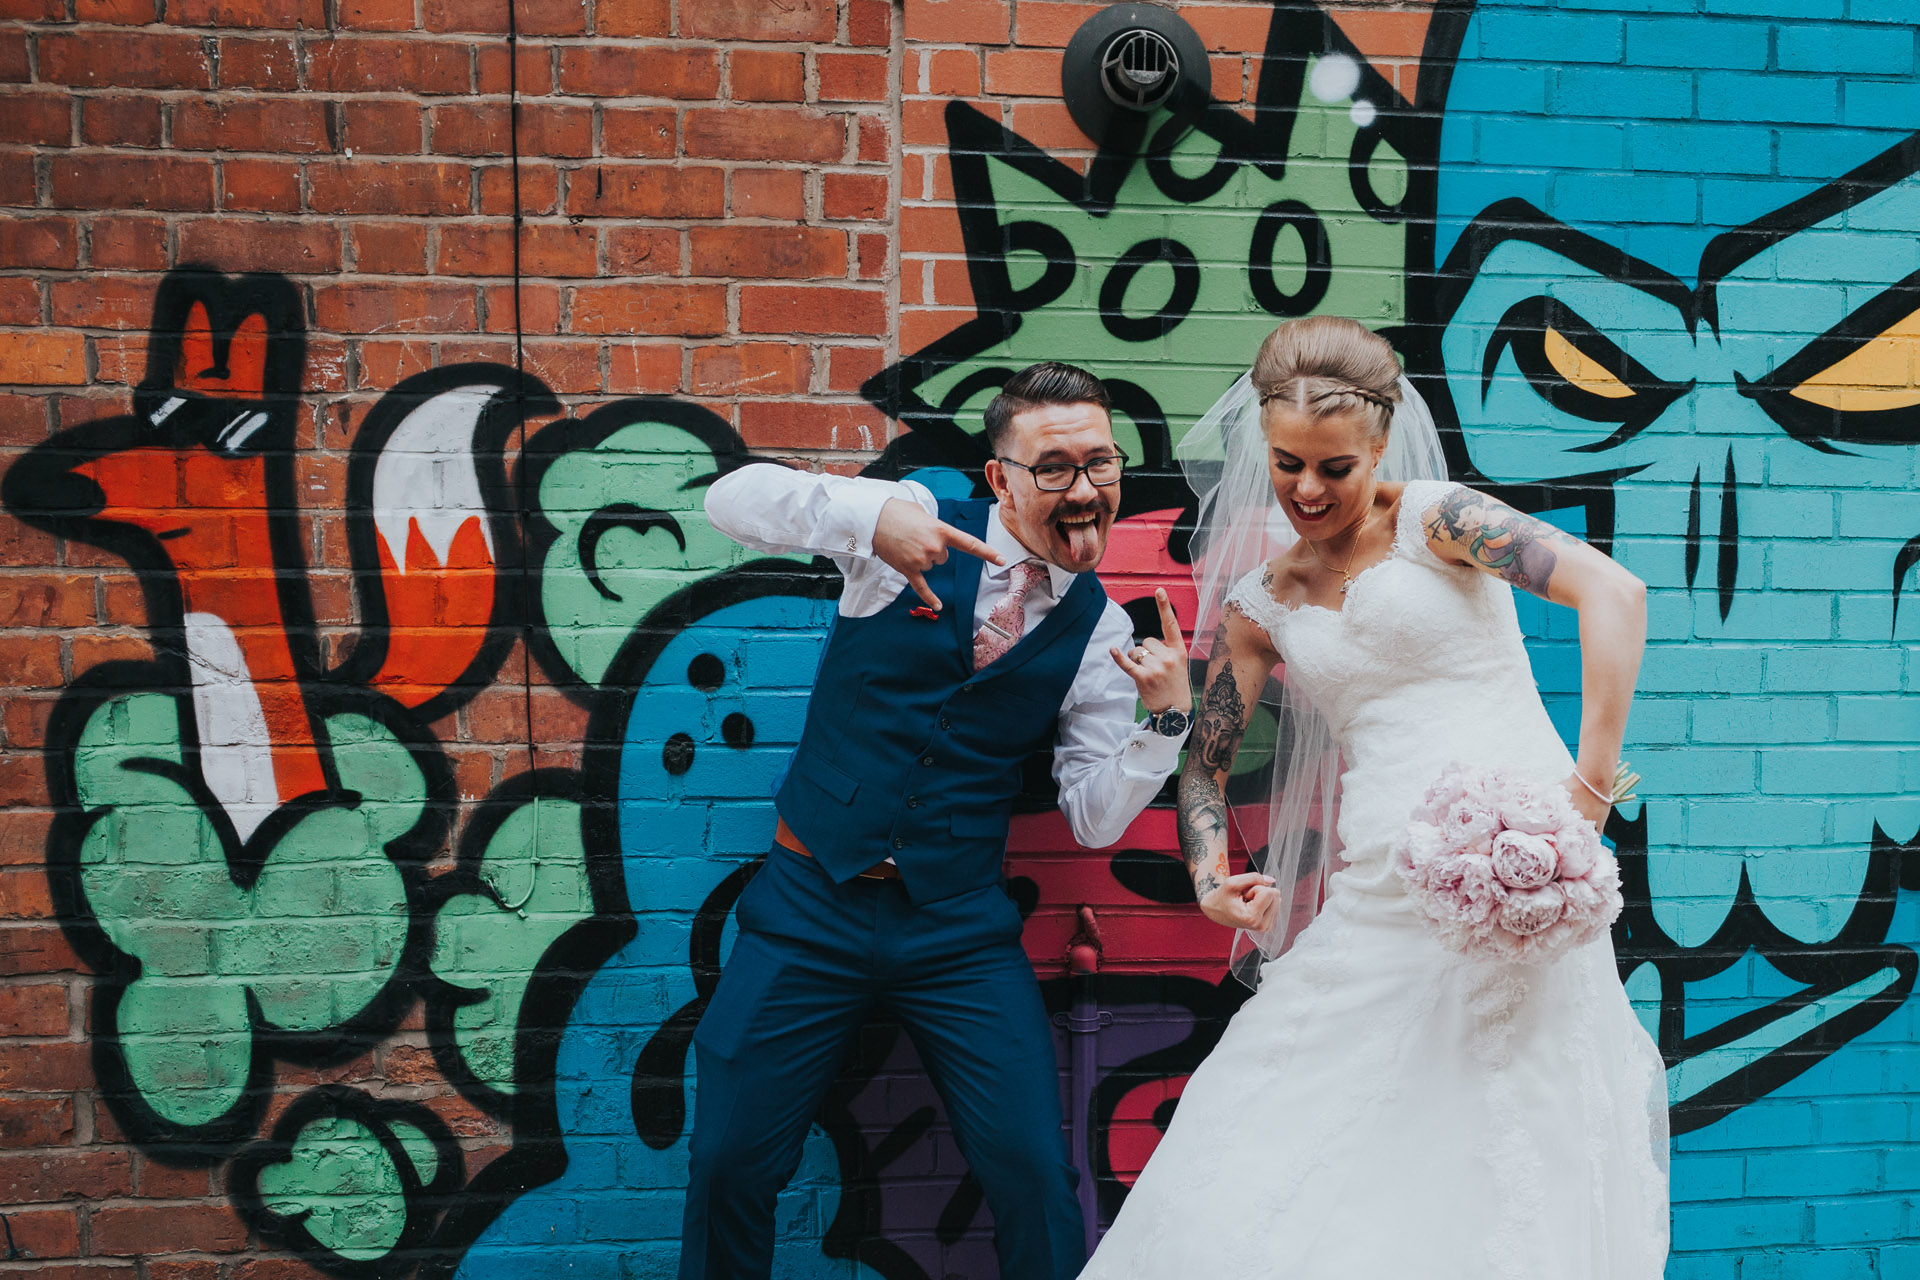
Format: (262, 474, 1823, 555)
(1, 1, 1917, 1277)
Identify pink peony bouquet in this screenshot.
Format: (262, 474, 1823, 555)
(1392, 763, 1621, 964)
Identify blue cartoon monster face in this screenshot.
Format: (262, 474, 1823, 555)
(1431, 0, 1920, 1126)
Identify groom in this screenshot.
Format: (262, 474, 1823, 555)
(681, 362, 1193, 1279)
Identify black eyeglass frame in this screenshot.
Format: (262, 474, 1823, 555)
(995, 449, 1130, 492)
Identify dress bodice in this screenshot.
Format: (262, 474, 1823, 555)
(1226, 479, 1575, 884)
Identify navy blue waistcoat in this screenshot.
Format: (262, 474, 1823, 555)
(773, 498, 1106, 905)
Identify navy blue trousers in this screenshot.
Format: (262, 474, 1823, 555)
(678, 843, 1084, 1280)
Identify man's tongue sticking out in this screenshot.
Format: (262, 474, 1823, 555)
(1057, 510, 1102, 564)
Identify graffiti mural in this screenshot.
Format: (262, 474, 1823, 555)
(6, 1, 1918, 1276)
(2, 268, 555, 1270)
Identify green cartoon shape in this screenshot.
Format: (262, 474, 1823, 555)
(914, 49, 1406, 458)
(532, 401, 806, 688)
(429, 796, 591, 1096)
(254, 1113, 425, 1260)
(234, 1085, 456, 1267)
(73, 694, 420, 1130)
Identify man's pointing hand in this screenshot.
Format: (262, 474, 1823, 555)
(873, 496, 1006, 611)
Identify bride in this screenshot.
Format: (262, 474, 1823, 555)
(1082, 317, 1669, 1279)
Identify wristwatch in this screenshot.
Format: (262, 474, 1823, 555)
(1146, 706, 1191, 738)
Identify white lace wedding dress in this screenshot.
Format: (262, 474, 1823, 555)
(1083, 480, 1668, 1280)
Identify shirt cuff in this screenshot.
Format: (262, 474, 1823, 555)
(1119, 719, 1186, 779)
(820, 477, 930, 559)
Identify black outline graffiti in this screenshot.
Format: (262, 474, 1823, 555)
(629, 859, 758, 1150)
(1248, 200, 1332, 318)
(581, 505, 687, 602)
(417, 767, 589, 1121)
(1611, 811, 1919, 1134)
(1894, 533, 1920, 633)
(1734, 264, 1920, 451)
(1099, 237, 1202, 341)
(1481, 294, 1693, 448)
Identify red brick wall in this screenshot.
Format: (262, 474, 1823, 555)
(1, 0, 901, 439)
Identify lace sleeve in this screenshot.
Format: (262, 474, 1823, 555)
(1392, 478, 1459, 571)
(1224, 566, 1290, 645)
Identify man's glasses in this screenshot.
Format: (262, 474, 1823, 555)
(997, 450, 1128, 492)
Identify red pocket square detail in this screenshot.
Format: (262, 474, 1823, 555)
(908, 606, 941, 620)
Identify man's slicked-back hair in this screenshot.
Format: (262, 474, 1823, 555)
(982, 361, 1111, 455)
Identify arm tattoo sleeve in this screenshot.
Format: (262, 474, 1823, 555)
(1425, 484, 1580, 598)
(1193, 658, 1247, 775)
(1180, 655, 1247, 889)
(1177, 767, 1230, 886)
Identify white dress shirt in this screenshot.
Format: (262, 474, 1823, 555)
(704, 464, 1185, 849)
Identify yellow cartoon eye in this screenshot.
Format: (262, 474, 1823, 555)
(1790, 307, 1920, 412)
(1542, 327, 1633, 399)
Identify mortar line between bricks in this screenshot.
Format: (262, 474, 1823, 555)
(885, 0, 906, 425)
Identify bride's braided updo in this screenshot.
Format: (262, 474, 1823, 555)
(1249, 315, 1402, 438)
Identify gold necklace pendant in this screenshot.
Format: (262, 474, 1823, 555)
(1309, 505, 1374, 595)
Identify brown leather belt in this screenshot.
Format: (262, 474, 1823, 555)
(775, 816, 902, 881)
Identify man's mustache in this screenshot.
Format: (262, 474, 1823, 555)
(1050, 502, 1112, 520)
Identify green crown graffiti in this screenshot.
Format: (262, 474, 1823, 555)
(870, 13, 1411, 474)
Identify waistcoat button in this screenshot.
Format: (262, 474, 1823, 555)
(906, 795, 920, 808)
(939, 716, 953, 730)
(891, 836, 906, 850)
(920, 754, 935, 766)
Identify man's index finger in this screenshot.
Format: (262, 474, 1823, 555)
(940, 523, 1005, 565)
(1157, 590, 1184, 647)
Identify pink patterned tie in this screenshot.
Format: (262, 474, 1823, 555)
(973, 559, 1047, 670)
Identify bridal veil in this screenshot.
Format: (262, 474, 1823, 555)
(1176, 370, 1449, 984)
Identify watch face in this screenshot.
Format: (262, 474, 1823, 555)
(1158, 708, 1190, 736)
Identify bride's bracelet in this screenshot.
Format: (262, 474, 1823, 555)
(1573, 761, 1640, 806)
(1571, 770, 1613, 806)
